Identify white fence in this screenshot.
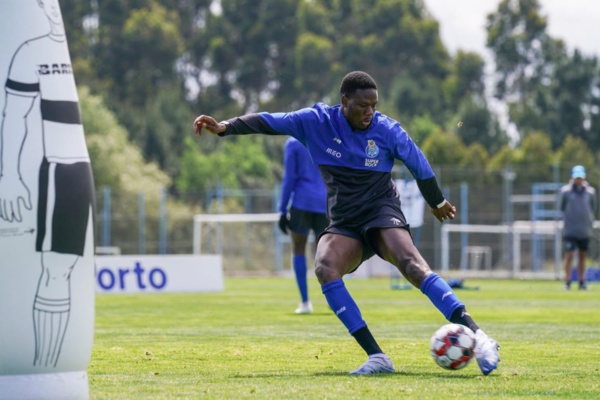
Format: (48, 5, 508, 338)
(441, 220, 600, 278)
(192, 213, 600, 279)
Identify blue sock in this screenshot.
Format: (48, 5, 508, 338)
(293, 255, 309, 302)
(321, 279, 366, 334)
(420, 273, 464, 320)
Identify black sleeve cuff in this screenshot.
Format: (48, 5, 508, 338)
(218, 114, 280, 136)
(416, 176, 445, 208)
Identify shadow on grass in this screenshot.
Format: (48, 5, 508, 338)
(314, 371, 486, 379)
(231, 370, 489, 379)
(289, 312, 332, 317)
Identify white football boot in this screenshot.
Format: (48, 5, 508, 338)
(474, 329, 500, 375)
(295, 301, 313, 314)
(349, 353, 395, 375)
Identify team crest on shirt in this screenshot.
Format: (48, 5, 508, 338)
(364, 140, 380, 166)
(365, 140, 379, 158)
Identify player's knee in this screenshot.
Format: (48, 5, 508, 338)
(400, 259, 431, 286)
(314, 258, 341, 284)
(314, 264, 332, 283)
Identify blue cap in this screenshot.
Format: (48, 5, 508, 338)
(571, 165, 586, 179)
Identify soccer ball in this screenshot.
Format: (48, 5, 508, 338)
(430, 324, 476, 370)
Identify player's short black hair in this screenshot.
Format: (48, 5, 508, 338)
(339, 71, 377, 97)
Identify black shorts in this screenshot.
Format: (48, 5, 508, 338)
(320, 203, 410, 264)
(564, 237, 589, 252)
(288, 207, 329, 236)
(36, 159, 96, 256)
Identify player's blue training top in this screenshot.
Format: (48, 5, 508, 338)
(220, 102, 444, 226)
(280, 137, 327, 215)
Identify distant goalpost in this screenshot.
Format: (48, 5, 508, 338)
(192, 213, 289, 274)
(192, 213, 279, 254)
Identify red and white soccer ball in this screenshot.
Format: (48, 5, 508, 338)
(430, 324, 476, 370)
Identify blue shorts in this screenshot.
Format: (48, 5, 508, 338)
(36, 158, 95, 256)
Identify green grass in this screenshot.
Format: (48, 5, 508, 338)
(89, 278, 600, 399)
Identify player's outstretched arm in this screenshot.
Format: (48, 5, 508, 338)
(193, 115, 227, 136)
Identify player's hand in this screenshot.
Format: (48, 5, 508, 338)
(431, 200, 456, 223)
(193, 115, 226, 136)
(0, 174, 32, 223)
(278, 214, 290, 235)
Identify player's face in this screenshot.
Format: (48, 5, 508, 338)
(341, 88, 378, 131)
(38, 0, 63, 25)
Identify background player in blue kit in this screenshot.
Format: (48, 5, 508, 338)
(279, 137, 328, 314)
(193, 71, 500, 376)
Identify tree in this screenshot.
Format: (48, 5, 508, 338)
(402, 114, 442, 145)
(78, 86, 170, 193)
(487, 0, 550, 100)
(126, 86, 196, 178)
(118, 2, 185, 105)
(193, 0, 299, 111)
(176, 135, 276, 196)
(294, 33, 336, 103)
(420, 130, 466, 167)
(459, 142, 489, 170)
(544, 50, 600, 148)
(486, 0, 600, 150)
(388, 72, 448, 126)
(555, 135, 595, 172)
(488, 145, 516, 171)
(453, 96, 506, 154)
(446, 51, 486, 103)
(455, 142, 491, 186)
(512, 131, 555, 183)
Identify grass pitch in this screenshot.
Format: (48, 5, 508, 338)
(89, 278, 600, 399)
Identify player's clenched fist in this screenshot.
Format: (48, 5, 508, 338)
(193, 115, 226, 136)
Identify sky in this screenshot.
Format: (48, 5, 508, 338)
(424, 0, 600, 59)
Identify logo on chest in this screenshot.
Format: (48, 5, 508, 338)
(364, 140, 379, 167)
(326, 148, 342, 158)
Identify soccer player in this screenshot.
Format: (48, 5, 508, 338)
(560, 165, 596, 290)
(279, 137, 328, 314)
(193, 71, 500, 375)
